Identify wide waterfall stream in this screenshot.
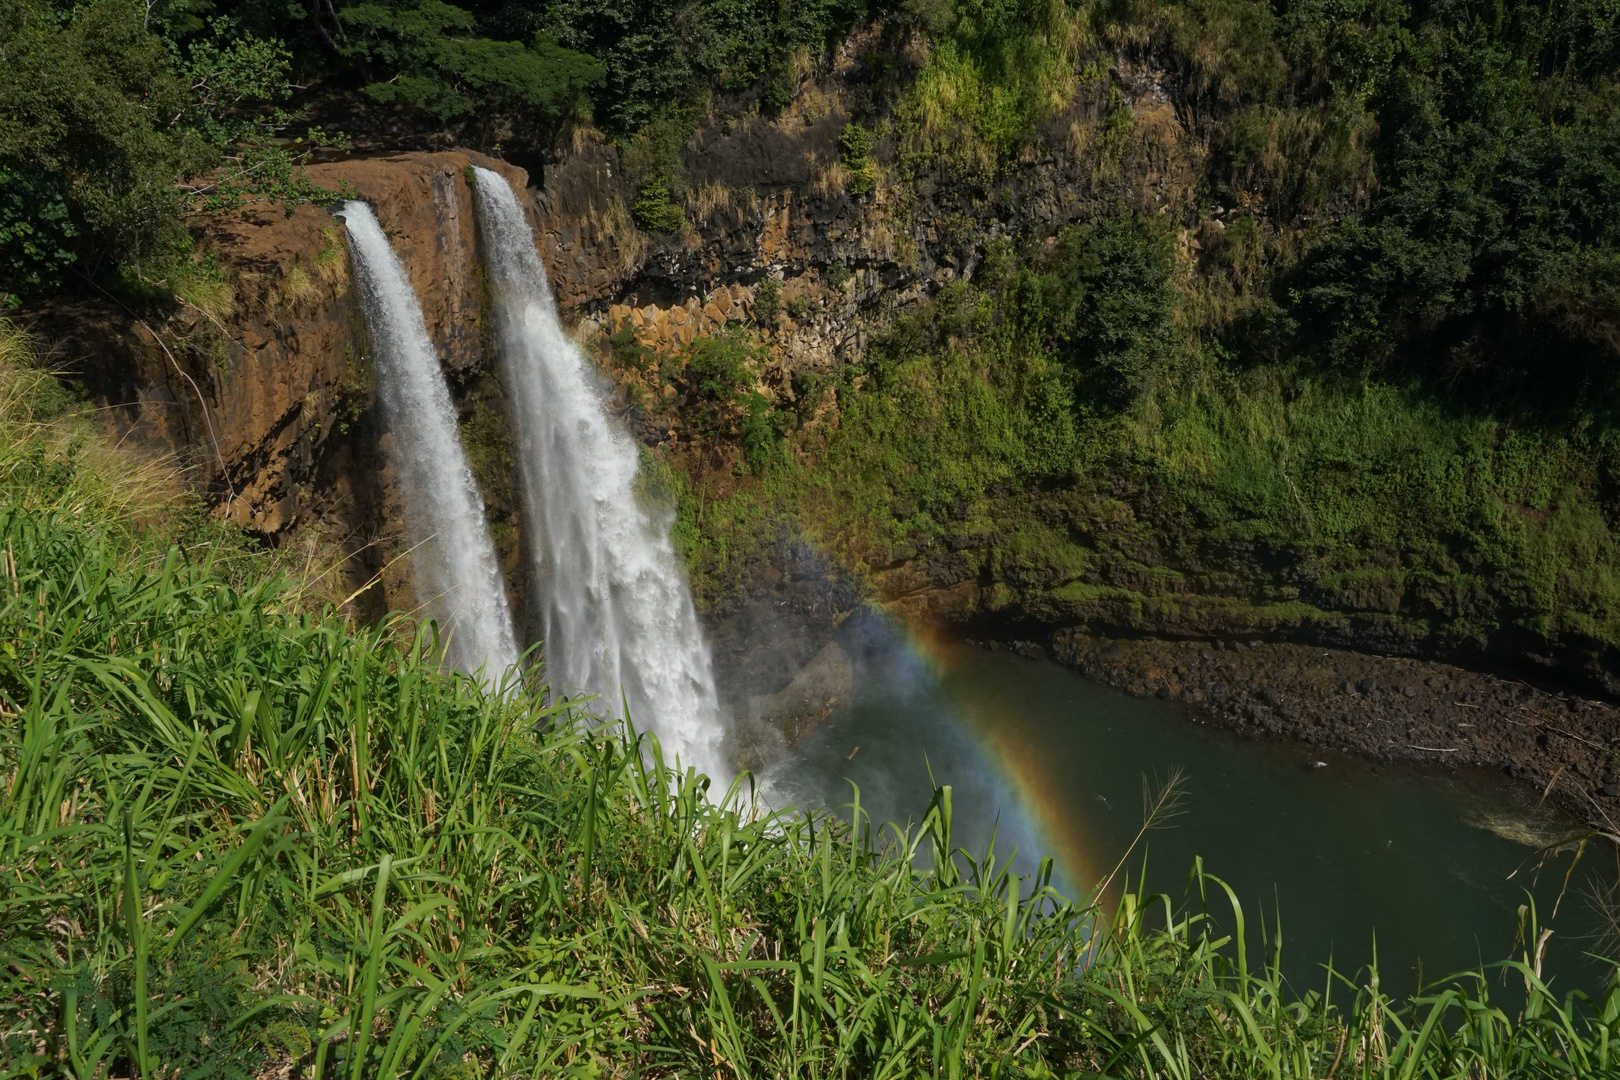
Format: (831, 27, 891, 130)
(338, 201, 519, 679)
(470, 168, 726, 782)
(766, 638, 1610, 992)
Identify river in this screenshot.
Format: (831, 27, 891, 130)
(762, 635, 1612, 995)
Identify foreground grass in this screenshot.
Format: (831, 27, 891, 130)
(4, 505, 1620, 1077)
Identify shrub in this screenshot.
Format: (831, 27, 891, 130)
(608, 315, 656, 370)
(339, 8, 605, 135)
(840, 122, 877, 195)
(896, 0, 1089, 178)
(683, 328, 764, 411)
(0, 166, 77, 306)
(753, 277, 782, 328)
(0, 0, 206, 279)
(631, 176, 686, 232)
(739, 390, 786, 472)
(542, 0, 867, 137)
(0, 1, 352, 300)
(1043, 216, 1179, 407)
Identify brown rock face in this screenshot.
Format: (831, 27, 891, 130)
(31, 151, 535, 614)
(310, 152, 534, 381)
(33, 200, 358, 535)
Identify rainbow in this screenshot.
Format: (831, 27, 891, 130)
(880, 618, 1106, 902)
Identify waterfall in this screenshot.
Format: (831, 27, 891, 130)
(469, 168, 726, 783)
(337, 201, 520, 681)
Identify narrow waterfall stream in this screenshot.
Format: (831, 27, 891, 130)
(470, 169, 726, 782)
(338, 201, 520, 680)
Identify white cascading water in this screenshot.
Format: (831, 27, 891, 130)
(338, 201, 520, 681)
(469, 167, 727, 783)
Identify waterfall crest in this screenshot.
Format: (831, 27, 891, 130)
(469, 168, 726, 783)
(338, 201, 520, 680)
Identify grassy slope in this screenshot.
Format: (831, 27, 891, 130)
(5, 327, 1620, 1075)
(673, 269, 1620, 677)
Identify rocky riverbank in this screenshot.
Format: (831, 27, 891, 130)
(1031, 631, 1620, 828)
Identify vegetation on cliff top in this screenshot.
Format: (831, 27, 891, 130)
(6, 316, 1620, 1079)
(8, 0, 1618, 405)
(0, 0, 365, 307)
(0, 0, 866, 300)
(888, 0, 1620, 418)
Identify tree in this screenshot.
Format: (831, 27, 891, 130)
(1283, 0, 1620, 412)
(1044, 217, 1179, 408)
(339, 0, 604, 135)
(0, 0, 208, 297)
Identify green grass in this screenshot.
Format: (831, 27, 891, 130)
(0, 320, 176, 535)
(7, 504, 1620, 1077)
(1132, 371, 1620, 651)
(666, 276, 1088, 605)
(897, 0, 1093, 183)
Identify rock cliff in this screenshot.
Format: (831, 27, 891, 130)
(29, 30, 1620, 752)
(32, 151, 535, 625)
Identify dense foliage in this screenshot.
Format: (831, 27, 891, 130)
(902, 0, 1620, 416)
(0, 0, 207, 300)
(0, 0, 883, 297)
(338, 6, 604, 125)
(9, 0, 1617, 389)
(1040, 218, 1180, 408)
(1272, 0, 1620, 414)
(0, 0, 362, 305)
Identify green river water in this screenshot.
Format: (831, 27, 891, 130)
(762, 639, 1612, 996)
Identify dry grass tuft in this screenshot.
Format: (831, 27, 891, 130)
(597, 197, 648, 273)
(809, 153, 849, 197)
(313, 226, 349, 288)
(283, 264, 320, 306)
(685, 180, 736, 221)
(0, 319, 179, 530)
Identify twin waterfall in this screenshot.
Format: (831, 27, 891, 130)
(340, 179, 724, 782)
